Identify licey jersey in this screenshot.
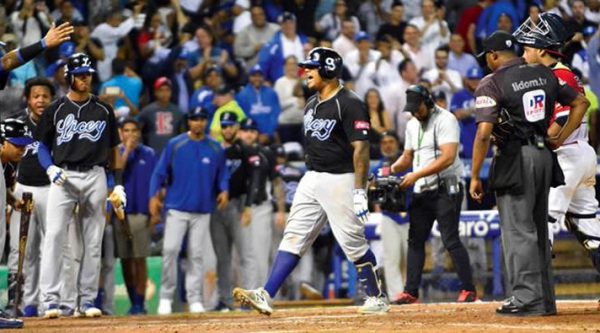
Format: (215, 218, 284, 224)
(303, 87, 371, 174)
(35, 95, 120, 168)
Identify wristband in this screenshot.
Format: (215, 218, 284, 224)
(16, 40, 46, 65)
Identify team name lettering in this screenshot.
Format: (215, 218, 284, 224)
(56, 114, 107, 145)
(511, 77, 548, 92)
(304, 109, 336, 141)
(354, 121, 370, 130)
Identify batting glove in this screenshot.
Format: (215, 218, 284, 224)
(46, 165, 67, 186)
(353, 189, 369, 224)
(112, 185, 127, 209)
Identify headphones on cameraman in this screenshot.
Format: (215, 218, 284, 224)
(406, 84, 435, 110)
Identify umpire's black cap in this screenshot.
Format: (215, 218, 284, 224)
(240, 118, 258, 131)
(188, 106, 209, 120)
(220, 111, 238, 126)
(477, 31, 517, 58)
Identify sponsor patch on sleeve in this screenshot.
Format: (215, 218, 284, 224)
(475, 96, 497, 108)
(354, 121, 370, 130)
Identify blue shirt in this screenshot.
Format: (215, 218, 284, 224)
(450, 89, 492, 159)
(122, 144, 157, 215)
(235, 84, 281, 136)
(370, 158, 410, 225)
(100, 75, 143, 109)
(149, 133, 229, 213)
(189, 86, 217, 119)
(448, 53, 479, 78)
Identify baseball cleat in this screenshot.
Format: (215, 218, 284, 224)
(232, 287, 273, 315)
(212, 302, 232, 313)
(157, 299, 172, 315)
(393, 292, 419, 305)
(189, 302, 206, 314)
(80, 303, 102, 318)
(0, 317, 23, 329)
(358, 296, 391, 314)
(457, 290, 478, 302)
(43, 304, 61, 319)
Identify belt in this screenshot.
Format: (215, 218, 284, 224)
(60, 164, 95, 172)
(519, 134, 545, 149)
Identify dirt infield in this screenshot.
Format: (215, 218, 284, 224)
(11, 300, 600, 332)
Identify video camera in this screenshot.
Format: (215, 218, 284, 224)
(368, 175, 407, 213)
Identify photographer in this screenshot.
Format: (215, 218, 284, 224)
(368, 131, 409, 303)
(390, 84, 476, 304)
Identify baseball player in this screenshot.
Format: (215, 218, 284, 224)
(514, 13, 600, 276)
(0, 22, 73, 90)
(5, 79, 55, 318)
(233, 47, 390, 315)
(150, 106, 229, 315)
(0, 119, 36, 328)
(35, 52, 124, 319)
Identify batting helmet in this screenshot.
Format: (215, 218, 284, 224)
(64, 52, 95, 81)
(298, 47, 343, 80)
(513, 12, 573, 51)
(1, 119, 33, 146)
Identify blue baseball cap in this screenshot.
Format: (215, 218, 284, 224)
(188, 106, 209, 120)
(60, 41, 75, 58)
(584, 25, 597, 38)
(466, 66, 483, 80)
(220, 111, 238, 126)
(240, 117, 258, 130)
(249, 64, 263, 76)
(354, 31, 370, 42)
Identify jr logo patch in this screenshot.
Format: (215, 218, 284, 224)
(522, 89, 546, 122)
(56, 114, 107, 145)
(304, 108, 336, 141)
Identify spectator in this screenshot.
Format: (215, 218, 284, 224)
(408, 0, 450, 68)
(137, 11, 173, 63)
(332, 18, 358, 59)
(449, 66, 488, 159)
(448, 34, 478, 78)
(137, 77, 184, 155)
(157, 47, 205, 114)
(474, 0, 519, 42)
(234, 5, 280, 68)
(372, 37, 405, 88)
(210, 87, 247, 142)
(9, 0, 52, 47)
(565, 0, 597, 62)
(588, 26, 600, 102)
(402, 24, 434, 74)
(587, 0, 600, 24)
(345, 32, 381, 98)
(364, 88, 393, 159)
(422, 46, 463, 106)
(274, 56, 305, 144)
(282, 0, 318, 37)
(100, 59, 143, 116)
(232, 0, 252, 33)
(115, 118, 157, 315)
(91, 8, 141, 82)
(572, 25, 598, 83)
(315, 0, 360, 41)
(380, 59, 418, 144)
(185, 25, 238, 81)
(236, 64, 281, 144)
(432, 90, 447, 109)
(455, 0, 490, 54)
(257, 12, 309, 83)
(376, 1, 407, 47)
(150, 107, 229, 315)
(72, 20, 104, 69)
(496, 12, 514, 33)
(189, 65, 223, 123)
(358, 0, 392, 37)
(53, 0, 84, 26)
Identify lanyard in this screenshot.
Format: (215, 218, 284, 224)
(416, 124, 425, 167)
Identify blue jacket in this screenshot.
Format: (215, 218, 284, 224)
(257, 31, 308, 83)
(475, 0, 521, 39)
(189, 86, 217, 120)
(122, 144, 157, 215)
(149, 133, 229, 213)
(235, 84, 281, 136)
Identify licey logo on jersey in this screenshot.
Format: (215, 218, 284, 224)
(56, 113, 107, 145)
(24, 141, 39, 157)
(304, 108, 336, 141)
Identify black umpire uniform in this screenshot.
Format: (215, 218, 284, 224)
(471, 32, 585, 316)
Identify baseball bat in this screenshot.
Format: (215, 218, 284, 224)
(109, 193, 133, 240)
(15, 192, 33, 315)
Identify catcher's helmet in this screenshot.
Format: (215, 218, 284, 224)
(1, 119, 33, 146)
(513, 12, 573, 51)
(64, 52, 95, 79)
(298, 47, 343, 80)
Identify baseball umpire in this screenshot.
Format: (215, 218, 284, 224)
(469, 31, 589, 316)
(233, 47, 390, 315)
(514, 13, 600, 290)
(0, 119, 36, 329)
(35, 52, 125, 319)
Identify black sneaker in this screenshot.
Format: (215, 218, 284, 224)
(212, 302, 232, 313)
